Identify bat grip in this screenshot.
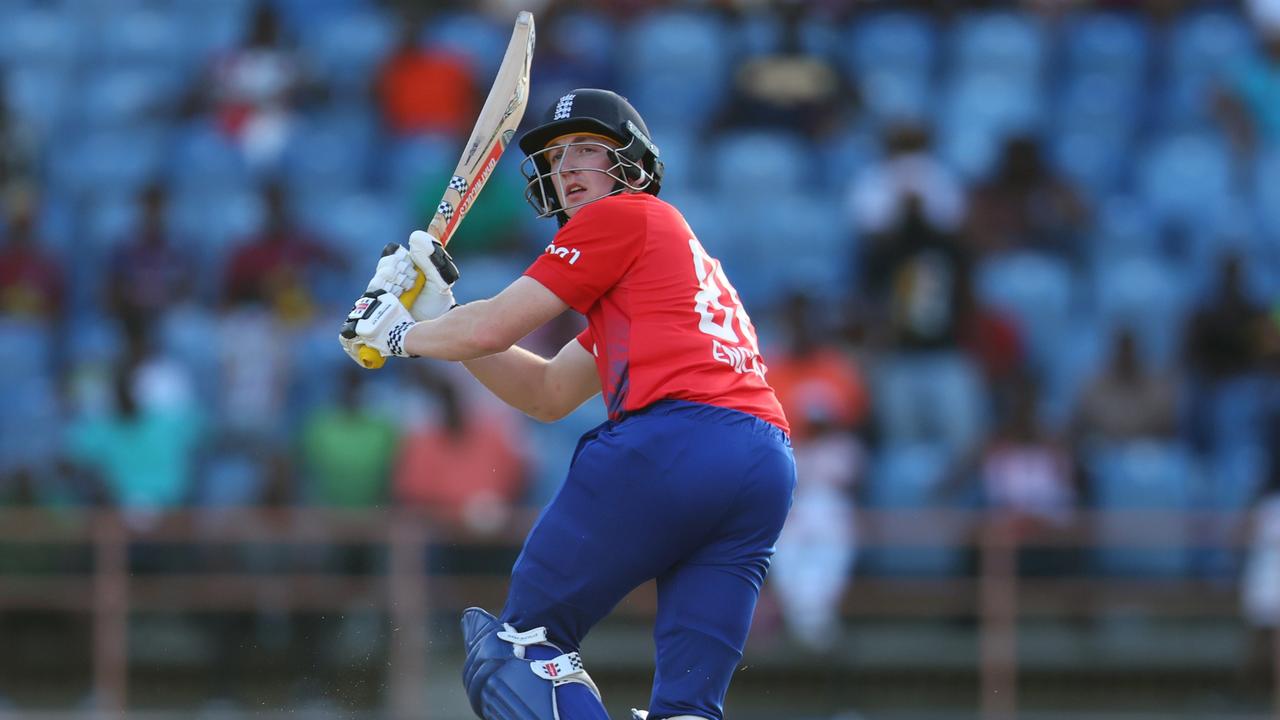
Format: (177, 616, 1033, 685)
(346, 243, 428, 370)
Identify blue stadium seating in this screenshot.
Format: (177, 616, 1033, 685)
(93, 7, 186, 69)
(950, 11, 1047, 85)
(1135, 131, 1235, 231)
(861, 442, 969, 577)
(1063, 12, 1151, 85)
(3, 63, 72, 134)
(1093, 256, 1188, 367)
(0, 7, 80, 69)
(1085, 441, 1197, 577)
(168, 121, 253, 192)
(846, 11, 936, 80)
(710, 130, 812, 198)
(420, 11, 509, 80)
(298, 7, 396, 95)
(976, 251, 1076, 370)
(620, 10, 728, 132)
(380, 133, 458, 200)
(77, 67, 182, 129)
(844, 12, 936, 123)
(49, 127, 169, 200)
(1162, 10, 1257, 126)
(281, 110, 378, 194)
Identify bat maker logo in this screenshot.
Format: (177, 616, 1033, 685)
(456, 155, 499, 218)
(544, 242, 581, 265)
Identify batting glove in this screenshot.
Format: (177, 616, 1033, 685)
(339, 291, 418, 361)
(367, 231, 459, 322)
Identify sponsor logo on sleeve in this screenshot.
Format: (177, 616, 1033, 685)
(544, 242, 581, 265)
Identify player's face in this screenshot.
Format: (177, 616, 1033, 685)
(545, 134, 622, 217)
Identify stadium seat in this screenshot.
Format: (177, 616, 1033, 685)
(1093, 256, 1188, 367)
(1136, 132, 1235, 230)
(77, 68, 182, 129)
(94, 8, 185, 68)
(710, 130, 812, 198)
(175, 0, 254, 60)
(298, 7, 396, 95)
(49, 127, 169, 200)
(0, 7, 80, 69)
(975, 251, 1076, 370)
(845, 11, 936, 80)
(1255, 145, 1280, 236)
(1162, 10, 1256, 125)
(621, 10, 728, 131)
(381, 134, 458, 199)
(844, 12, 936, 123)
(861, 442, 969, 577)
(420, 11, 510, 80)
(281, 111, 378, 194)
(1085, 441, 1197, 578)
(1063, 12, 1151, 84)
(951, 11, 1047, 85)
(3, 64, 72, 134)
(168, 121, 253, 192)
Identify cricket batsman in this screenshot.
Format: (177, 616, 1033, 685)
(341, 89, 796, 720)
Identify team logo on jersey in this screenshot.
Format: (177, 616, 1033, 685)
(544, 242, 581, 265)
(553, 93, 576, 120)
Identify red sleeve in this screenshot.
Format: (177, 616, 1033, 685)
(574, 327, 593, 353)
(522, 197, 644, 313)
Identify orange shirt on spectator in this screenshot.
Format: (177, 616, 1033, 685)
(767, 348, 868, 440)
(377, 48, 475, 136)
(394, 410, 526, 532)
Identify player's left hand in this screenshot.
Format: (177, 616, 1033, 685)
(339, 291, 418, 362)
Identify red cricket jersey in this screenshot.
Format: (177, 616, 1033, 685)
(523, 193, 789, 434)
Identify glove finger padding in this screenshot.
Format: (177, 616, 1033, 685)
(406, 230, 460, 321)
(367, 244, 419, 297)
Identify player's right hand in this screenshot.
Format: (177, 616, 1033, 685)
(366, 231, 460, 321)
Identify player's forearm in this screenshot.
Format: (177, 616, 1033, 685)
(462, 346, 559, 421)
(403, 299, 510, 361)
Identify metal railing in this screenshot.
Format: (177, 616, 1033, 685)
(0, 507, 1275, 719)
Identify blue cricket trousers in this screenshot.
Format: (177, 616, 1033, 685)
(501, 400, 796, 720)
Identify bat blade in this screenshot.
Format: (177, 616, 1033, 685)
(351, 11, 535, 370)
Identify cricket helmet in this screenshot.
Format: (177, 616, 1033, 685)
(518, 88, 664, 224)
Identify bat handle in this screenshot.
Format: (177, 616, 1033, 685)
(345, 243, 428, 370)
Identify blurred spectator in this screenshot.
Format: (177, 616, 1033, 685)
(769, 400, 864, 651)
(976, 374, 1076, 549)
(1073, 327, 1180, 445)
(106, 184, 196, 323)
(394, 364, 527, 535)
(1240, 467, 1280, 682)
(222, 181, 344, 321)
(962, 136, 1089, 261)
(376, 18, 477, 137)
(1216, 0, 1280, 153)
(1184, 252, 1269, 451)
(196, 2, 313, 172)
(0, 77, 36, 200)
(861, 196, 987, 454)
(846, 124, 966, 237)
(710, 3, 853, 139)
(65, 337, 203, 528)
(767, 290, 869, 442)
(0, 191, 62, 321)
(299, 367, 397, 507)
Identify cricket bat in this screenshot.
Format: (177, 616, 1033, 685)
(345, 10, 535, 369)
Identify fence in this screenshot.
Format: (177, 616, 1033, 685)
(0, 507, 1276, 719)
